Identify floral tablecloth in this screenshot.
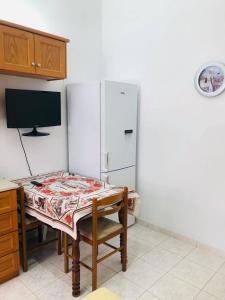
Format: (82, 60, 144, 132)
(14, 171, 140, 239)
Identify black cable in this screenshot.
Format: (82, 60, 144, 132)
(17, 128, 33, 176)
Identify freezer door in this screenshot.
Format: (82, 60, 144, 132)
(101, 166, 136, 191)
(101, 167, 136, 226)
(101, 81, 138, 172)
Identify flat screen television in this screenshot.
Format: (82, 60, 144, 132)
(5, 89, 61, 136)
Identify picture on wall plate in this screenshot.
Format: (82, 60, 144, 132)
(195, 62, 225, 97)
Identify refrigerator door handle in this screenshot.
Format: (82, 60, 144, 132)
(124, 129, 133, 134)
(105, 152, 109, 170)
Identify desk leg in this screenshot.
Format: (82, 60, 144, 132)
(72, 231, 80, 297)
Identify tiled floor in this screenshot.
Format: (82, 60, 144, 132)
(1, 223, 225, 300)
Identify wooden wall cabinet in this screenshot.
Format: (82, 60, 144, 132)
(0, 20, 69, 80)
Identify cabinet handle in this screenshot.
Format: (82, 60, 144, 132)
(31, 62, 35, 67)
(36, 63, 41, 67)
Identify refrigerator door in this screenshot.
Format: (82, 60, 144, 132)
(67, 83, 101, 179)
(101, 166, 136, 191)
(101, 81, 138, 172)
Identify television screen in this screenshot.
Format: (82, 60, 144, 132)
(5, 89, 61, 128)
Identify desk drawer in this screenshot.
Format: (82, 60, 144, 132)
(0, 252, 19, 284)
(0, 232, 19, 258)
(0, 212, 18, 237)
(0, 190, 17, 215)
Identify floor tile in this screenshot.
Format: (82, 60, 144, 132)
(121, 258, 162, 289)
(128, 238, 155, 259)
(187, 248, 225, 271)
(67, 262, 116, 288)
(103, 273, 145, 300)
(34, 277, 89, 300)
(19, 262, 59, 292)
(4, 224, 220, 300)
(133, 228, 169, 246)
(203, 272, 225, 300)
(107, 236, 120, 247)
(218, 262, 225, 276)
(170, 258, 215, 289)
(195, 291, 219, 300)
(150, 274, 199, 300)
(102, 251, 137, 272)
(40, 260, 69, 279)
(128, 224, 146, 237)
(31, 245, 57, 263)
(138, 290, 159, 299)
(141, 247, 183, 273)
(0, 278, 38, 300)
(46, 252, 65, 270)
(160, 237, 195, 257)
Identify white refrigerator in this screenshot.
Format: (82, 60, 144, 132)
(67, 80, 138, 226)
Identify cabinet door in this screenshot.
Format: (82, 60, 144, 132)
(0, 25, 35, 74)
(35, 35, 66, 79)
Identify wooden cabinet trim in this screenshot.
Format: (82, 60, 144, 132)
(0, 232, 19, 258)
(0, 19, 69, 43)
(0, 211, 18, 237)
(0, 252, 19, 284)
(0, 25, 35, 74)
(0, 190, 17, 215)
(0, 20, 69, 80)
(35, 34, 66, 78)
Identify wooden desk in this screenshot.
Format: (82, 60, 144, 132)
(0, 179, 19, 283)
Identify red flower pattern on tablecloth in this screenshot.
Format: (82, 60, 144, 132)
(65, 214, 73, 225)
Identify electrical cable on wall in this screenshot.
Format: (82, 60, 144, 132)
(17, 128, 33, 176)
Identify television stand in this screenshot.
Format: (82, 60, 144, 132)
(22, 127, 49, 137)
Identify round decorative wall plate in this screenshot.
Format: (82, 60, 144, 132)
(195, 62, 225, 97)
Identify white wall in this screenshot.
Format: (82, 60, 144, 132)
(2, 0, 225, 252)
(0, 0, 102, 179)
(102, 0, 225, 251)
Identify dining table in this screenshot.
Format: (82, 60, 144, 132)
(14, 171, 140, 296)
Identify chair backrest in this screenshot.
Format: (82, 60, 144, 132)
(91, 187, 128, 241)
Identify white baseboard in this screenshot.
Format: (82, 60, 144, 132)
(136, 218, 225, 259)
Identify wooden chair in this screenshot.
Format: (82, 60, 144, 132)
(17, 187, 62, 272)
(64, 187, 128, 292)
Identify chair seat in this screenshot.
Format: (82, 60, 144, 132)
(78, 217, 123, 240)
(83, 288, 121, 300)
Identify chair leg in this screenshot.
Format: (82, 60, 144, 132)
(38, 225, 43, 243)
(21, 228, 28, 272)
(57, 230, 62, 255)
(120, 233, 127, 272)
(92, 243, 98, 291)
(64, 233, 69, 273)
(72, 232, 80, 297)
